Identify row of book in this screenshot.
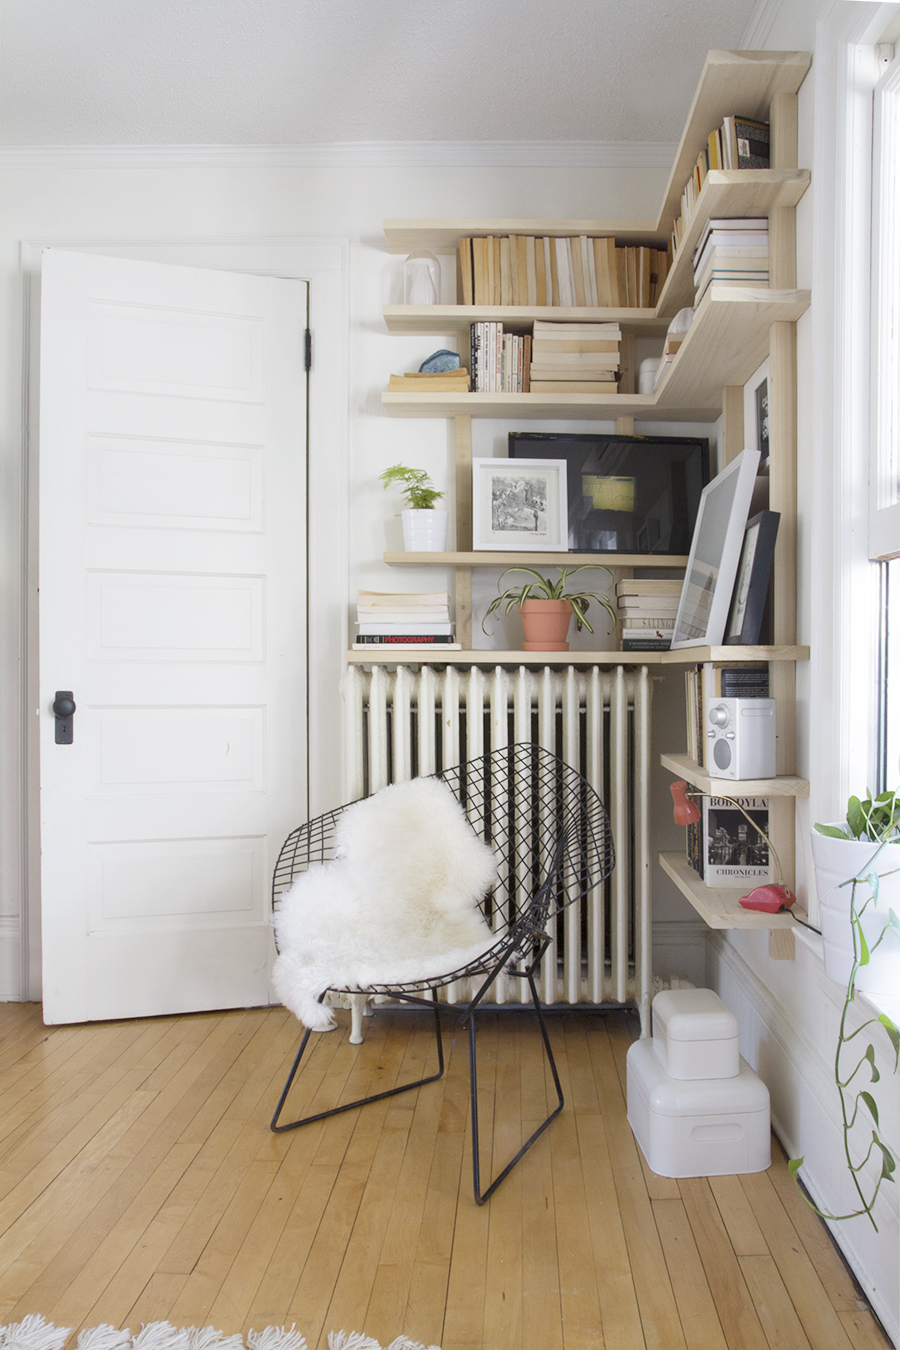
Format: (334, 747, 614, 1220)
(469, 324, 532, 393)
(693, 217, 769, 305)
(671, 115, 770, 253)
(353, 590, 460, 650)
(687, 795, 771, 888)
(617, 578, 681, 651)
(470, 320, 621, 393)
(685, 661, 770, 767)
(457, 235, 669, 309)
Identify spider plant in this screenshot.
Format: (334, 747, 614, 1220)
(481, 565, 616, 635)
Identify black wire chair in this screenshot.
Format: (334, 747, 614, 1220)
(269, 742, 615, 1203)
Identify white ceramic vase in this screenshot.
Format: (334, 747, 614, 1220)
(401, 509, 448, 552)
(810, 827, 900, 995)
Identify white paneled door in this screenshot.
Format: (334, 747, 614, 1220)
(39, 250, 308, 1024)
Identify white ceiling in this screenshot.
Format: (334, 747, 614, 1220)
(0, 0, 762, 150)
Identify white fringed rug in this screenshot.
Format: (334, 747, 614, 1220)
(0, 1316, 440, 1350)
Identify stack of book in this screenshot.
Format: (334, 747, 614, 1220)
(671, 116, 770, 252)
(457, 235, 668, 308)
(692, 218, 769, 305)
(687, 795, 771, 888)
(387, 368, 470, 394)
(617, 578, 682, 650)
(529, 320, 620, 393)
(353, 591, 460, 650)
(469, 324, 531, 393)
(685, 661, 770, 766)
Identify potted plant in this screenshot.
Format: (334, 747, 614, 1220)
(811, 786, 900, 995)
(788, 786, 900, 1230)
(482, 565, 616, 652)
(379, 462, 448, 552)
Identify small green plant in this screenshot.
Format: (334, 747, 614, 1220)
(814, 786, 900, 843)
(379, 463, 443, 510)
(482, 565, 616, 635)
(789, 786, 900, 1231)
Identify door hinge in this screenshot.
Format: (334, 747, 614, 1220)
(304, 329, 312, 372)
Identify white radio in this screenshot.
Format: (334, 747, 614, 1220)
(706, 697, 776, 779)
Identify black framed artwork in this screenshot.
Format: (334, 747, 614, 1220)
(724, 510, 780, 645)
(508, 431, 709, 554)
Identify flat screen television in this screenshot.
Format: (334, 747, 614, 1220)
(508, 431, 710, 554)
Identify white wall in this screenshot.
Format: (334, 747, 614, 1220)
(703, 5, 900, 1339)
(1, 157, 693, 1006)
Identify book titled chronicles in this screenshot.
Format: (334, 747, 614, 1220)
(687, 796, 770, 888)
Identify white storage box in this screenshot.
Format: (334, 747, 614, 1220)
(626, 1038, 770, 1178)
(652, 987, 739, 1080)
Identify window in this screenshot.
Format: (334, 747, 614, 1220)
(871, 47, 900, 791)
(870, 47, 900, 563)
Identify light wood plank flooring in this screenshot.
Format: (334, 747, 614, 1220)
(0, 1001, 890, 1350)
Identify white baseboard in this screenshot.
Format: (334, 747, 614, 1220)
(707, 931, 899, 1346)
(0, 916, 22, 1001)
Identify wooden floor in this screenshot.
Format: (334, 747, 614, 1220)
(0, 1001, 890, 1350)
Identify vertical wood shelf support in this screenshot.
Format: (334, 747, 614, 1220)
(454, 414, 474, 648)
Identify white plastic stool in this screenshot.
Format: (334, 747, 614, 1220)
(626, 1038, 770, 1177)
(652, 987, 740, 1080)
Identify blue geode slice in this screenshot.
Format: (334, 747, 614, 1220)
(419, 349, 461, 373)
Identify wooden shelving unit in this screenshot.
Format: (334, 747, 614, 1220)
(659, 751, 809, 799)
(658, 852, 807, 962)
(370, 49, 813, 950)
(382, 287, 810, 420)
(383, 550, 689, 569)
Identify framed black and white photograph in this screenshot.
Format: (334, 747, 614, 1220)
(670, 448, 761, 649)
(724, 510, 780, 645)
(472, 457, 567, 551)
(744, 358, 770, 468)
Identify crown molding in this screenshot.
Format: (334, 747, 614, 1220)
(0, 140, 677, 171)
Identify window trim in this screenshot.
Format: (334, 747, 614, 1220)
(870, 48, 900, 562)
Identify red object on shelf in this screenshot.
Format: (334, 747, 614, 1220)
(739, 884, 796, 913)
(670, 779, 701, 826)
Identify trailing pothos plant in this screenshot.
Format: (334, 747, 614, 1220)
(789, 786, 900, 1231)
(482, 565, 617, 635)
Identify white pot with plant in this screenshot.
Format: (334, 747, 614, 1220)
(811, 786, 900, 995)
(482, 566, 616, 652)
(787, 785, 900, 1231)
(379, 462, 448, 552)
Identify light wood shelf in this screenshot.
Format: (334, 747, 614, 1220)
(347, 649, 668, 665)
(659, 644, 809, 663)
(383, 305, 669, 335)
(658, 850, 806, 930)
(659, 169, 809, 314)
(660, 751, 809, 798)
(383, 550, 688, 568)
(383, 218, 660, 254)
(382, 286, 809, 420)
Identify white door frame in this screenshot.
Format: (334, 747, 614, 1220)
(20, 237, 349, 1002)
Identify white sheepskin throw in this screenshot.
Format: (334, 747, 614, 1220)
(272, 777, 499, 1033)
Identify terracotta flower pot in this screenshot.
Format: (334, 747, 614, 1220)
(518, 598, 573, 651)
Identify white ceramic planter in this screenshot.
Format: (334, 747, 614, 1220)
(401, 508, 448, 552)
(810, 827, 900, 995)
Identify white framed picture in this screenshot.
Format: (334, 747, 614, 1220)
(472, 457, 568, 551)
(670, 447, 761, 649)
(744, 357, 770, 468)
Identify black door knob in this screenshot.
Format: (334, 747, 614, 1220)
(53, 691, 76, 744)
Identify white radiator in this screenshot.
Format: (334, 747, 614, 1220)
(341, 663, 652, 1031)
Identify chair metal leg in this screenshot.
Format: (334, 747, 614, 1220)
(270, 989, 445, 1133)
(467, 966, 565, 1205)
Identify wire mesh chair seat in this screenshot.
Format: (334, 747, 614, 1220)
(269, 742, 615, 1203)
